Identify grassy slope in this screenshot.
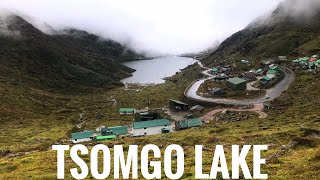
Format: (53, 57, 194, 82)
(0, 65, 319, 179)
(1, 6, 320, 179)
(202, 10, 320, 67)
(0, 15, 142, 92)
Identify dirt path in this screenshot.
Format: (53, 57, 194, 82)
(201, 103, 267, 123)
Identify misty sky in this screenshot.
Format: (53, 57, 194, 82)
(0, 0, 283, 55)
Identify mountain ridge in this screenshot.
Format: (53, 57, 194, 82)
(203, 1, 320, 65)
(0, 14, 143, 92)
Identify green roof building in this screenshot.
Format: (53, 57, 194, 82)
(175, 118, 203, 130)
(101, 126, 128, 136)
(211, 67, 218, 73)
(71, 131, 94, 143)
(132, 119, 173, 136)
(96, 135, 116, 141)
(267, 69, 277, 75)
(261, 76, 272, 81)
(226, 77, 247, 90)
(300, 57, 310, 61)
(260, 76, 271, 86)
(270, 66, 280, 72)
(119, 108, 136, 115)
(256, 69, 263, 74)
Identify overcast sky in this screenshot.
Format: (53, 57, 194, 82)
(0, 0, 282, 55)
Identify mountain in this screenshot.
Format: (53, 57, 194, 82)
(0, 14, 143, 92)
(203, 0, 320, 66)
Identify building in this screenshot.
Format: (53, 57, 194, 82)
(278, 56, 287, 61)
(241, 60, 250, 64)
(261, 59, 274, 68)
(71, 131, 94, 144)
(266, 70, 277, 79)
(209, 88, 226, 95)
(260, 76, 271, 86)
(309, 58, 317, 62)
(135, 111, 160, 122)
(101, 126, 128, 136)
(243, 72, 257, 81)
(119, 108, 136, 115)
(255, 69, 263, 75)
(131, 119, 173, 136)
(96, 135, 116, 141)
(175, 118, 203, 130)
(213, 74, 229, 81)
(190, 105, 204, 112)
(226, 77, 247, 90)
(270, 66, 280, 73)
(211, 67, 219, 74)
(169, 99, 189, 111)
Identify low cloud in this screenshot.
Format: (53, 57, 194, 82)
(0, 9, 20, 37)
(0, 0, 281, 55)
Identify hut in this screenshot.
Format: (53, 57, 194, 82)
(175, 118, 203, 130)
(226, 77, 247, 90)
(101, 126, 128, 136)
(278, 56, 287, 61)
(243, 72, 257, 81)
(266, 70, 278, 79)
(131, 119, 173, 136)
(71, 131, 94, 144)
(260, 76, 271, 86)
(119, 108, 136, 115)
(96, 135, 116, 141)
(135, 111, 160, 122)
(169, 99, 189, 111)
(211, 67, 219, 74)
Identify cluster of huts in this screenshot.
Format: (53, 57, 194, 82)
(292, 55, 320, 70)
(71, 101, 203, 144)
(258, 64, 282, 87)
(208, 59, 284, 95)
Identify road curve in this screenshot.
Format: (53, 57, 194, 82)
(184, 63, 295, 106)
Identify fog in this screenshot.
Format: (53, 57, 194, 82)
(278, 0, 320, 17)
(0, 0, 282, 55)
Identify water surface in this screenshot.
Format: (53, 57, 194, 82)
(121, 56, 196, 84)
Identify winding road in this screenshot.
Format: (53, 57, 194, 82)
(184, 62, 295, 106)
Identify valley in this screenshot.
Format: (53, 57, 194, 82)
(1, 2, 320, 179)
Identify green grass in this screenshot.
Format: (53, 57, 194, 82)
(0, 65, 319, 179)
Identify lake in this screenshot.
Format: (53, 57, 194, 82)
(121, 56, 197, 84)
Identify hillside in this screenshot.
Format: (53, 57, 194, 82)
(203, 1, 320, 66)
(0, 15, 142, 92)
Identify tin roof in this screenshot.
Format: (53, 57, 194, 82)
(133, 119, 171, 129)
(178, 118, 203, 129)
(227, 77, 246, 85)
(71, 131, 93, 140)
(169, 99, 188, 105)
(96, 135, 116, 140)
(119, 108, 135, 112)
(267, 70, 277, 75)
(101, 126, 128, 135)
(261, 76, 271, 81)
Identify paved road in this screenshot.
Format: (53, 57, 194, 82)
(185, 63, 295, 106)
